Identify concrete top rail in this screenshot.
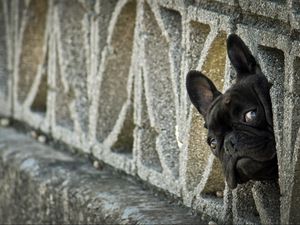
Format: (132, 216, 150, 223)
(0, 127, 204, 224)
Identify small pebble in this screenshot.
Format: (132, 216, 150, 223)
(208, 221, 218, 225)
(31, 131, 37, 139)
(216, 190, 223, 198)
(93, 160, 100, 169)
(0, 118, 10, 127)
(37, 135, 46, 143)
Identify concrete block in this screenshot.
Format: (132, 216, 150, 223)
(54, 0, 89, 135)
(178, 8, 231, 222)
(90, 0, 138, 174)
(140, 1, 180, 178)
(5, 0, 50, 132)
(95, 0, 136, 143)
(183, 30, 227, 194)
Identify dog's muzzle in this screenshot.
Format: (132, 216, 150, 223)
(223, 132, 277, 189)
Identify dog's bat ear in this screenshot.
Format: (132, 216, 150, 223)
(227, 34, 261, 80)
(186, 70, 221, 116)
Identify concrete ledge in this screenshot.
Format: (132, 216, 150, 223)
(0, 128, 203, 224)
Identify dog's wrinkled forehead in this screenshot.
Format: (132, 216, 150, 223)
(206, 96, 229, 132)
(206, 84, 258, 131)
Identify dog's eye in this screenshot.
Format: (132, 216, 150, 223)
(209, 138, 217, 150)
(245, 110, 256, 122)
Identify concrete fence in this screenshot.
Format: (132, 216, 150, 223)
(0, 0, 299, 224)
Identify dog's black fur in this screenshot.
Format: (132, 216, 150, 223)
(186, 34, 278, 189)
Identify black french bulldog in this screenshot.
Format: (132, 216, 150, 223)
(186, 34, 278, 189)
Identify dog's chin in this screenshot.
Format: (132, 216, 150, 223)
(225, 156, 278, 189)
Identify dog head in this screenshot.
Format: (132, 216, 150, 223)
(186, 34, 278, 189)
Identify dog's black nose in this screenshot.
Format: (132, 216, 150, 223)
(224, 134, 237, 155)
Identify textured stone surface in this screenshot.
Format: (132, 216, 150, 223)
(0, 127, 204, 224)
(0, 0, 299, 224)
(17, 0, 47, 104)
(0, 0, 11, 117)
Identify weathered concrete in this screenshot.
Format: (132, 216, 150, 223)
(0, 127, 204, 224)
(0, 0, 299, 224)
